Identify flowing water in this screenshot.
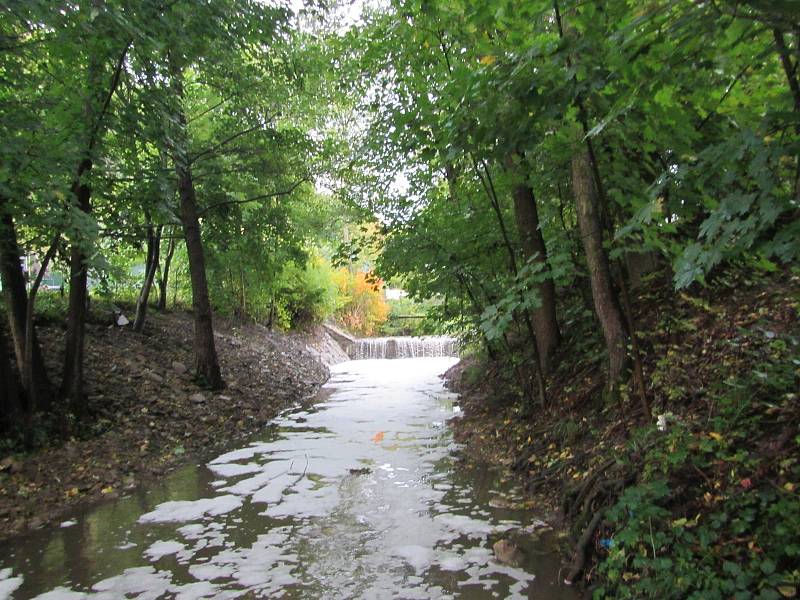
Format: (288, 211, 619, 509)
(348, 336, 459, 360)
(0, 357, 579, 600)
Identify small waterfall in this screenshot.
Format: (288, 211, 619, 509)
(348, 336, 459, 360)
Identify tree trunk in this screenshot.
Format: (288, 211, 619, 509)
(176, 162, 223, 388)
(157, 230, 176, 311)
(571, 144, 629, 390)
(133, 222, 161, 332)
(169, 58, 223, 389)
(60, 17, 128, 416)
(0, 324, 23, 435)
(0, 209, 51, 410)
(508, 165, 561, 373)
(773, 28, 800, 199)
(474, 157, 547, 405)
(61, 158, 92, 415)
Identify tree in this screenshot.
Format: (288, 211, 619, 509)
(507, 159, 561, 373)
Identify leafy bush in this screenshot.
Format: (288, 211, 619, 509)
(332, 269, 389, 336)
(277, 255, 339, 329)
(595, 333, 800, 599)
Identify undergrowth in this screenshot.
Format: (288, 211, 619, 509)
(595, 329, 800, 599)
(450, 271, 799, 599)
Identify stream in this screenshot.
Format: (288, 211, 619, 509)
(1, 357, 579, 599)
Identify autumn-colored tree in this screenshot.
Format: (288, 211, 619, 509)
(332, 269, 390, 336)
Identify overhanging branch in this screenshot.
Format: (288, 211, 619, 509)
(197, 178, 309, 216)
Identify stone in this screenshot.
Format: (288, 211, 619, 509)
(493, 539, 524, 566)
(172, 361, 188, 374)
(189, 393, 206, 404)
(0, 456, 21, 474)
(145, 371, 164, 384)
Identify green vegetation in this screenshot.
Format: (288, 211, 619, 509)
(1, 0, 799, 595)
(597, 318, 799, 599)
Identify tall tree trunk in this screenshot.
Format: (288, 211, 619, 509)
(0, 208, 51, 409)
(472, 156, 546, 406)
(0, 323, 23, 435)
(554, 0, 629, 393)
(61, 158, 92, 415)
(60, 18, 130, 415)
(133, 221, 161, 332)
(169, 57, 223, 389)
(25, 232, 59, 415)
(507, 161, 561, 373)
(157, 230, 176, 311)
(571, 143, 629, 391)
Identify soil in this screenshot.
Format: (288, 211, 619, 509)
(444, 270, 800, 585)
(0, 309, 347, 540)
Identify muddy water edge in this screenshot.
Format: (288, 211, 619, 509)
(1, 357, 581, 599)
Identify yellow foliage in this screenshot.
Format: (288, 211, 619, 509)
(332, 269, 390, 336)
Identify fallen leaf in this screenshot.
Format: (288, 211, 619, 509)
(778, 585, 797, 598)
(708, 432, 723, 442)
(479, 55, 496, 65)
(371, 431, 385, 443)
(100, 486, 114, 494)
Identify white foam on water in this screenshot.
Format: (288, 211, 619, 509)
(90, 566, 173, 599)
(144, 540, 185, 561)
(32, 588, 87, 600)
(0, 568, 23, 600)
(207, 462, 263, 477)
(167, 580, 225, 600)
(138, 495, 242, 523)
(392, 545, 436, 572)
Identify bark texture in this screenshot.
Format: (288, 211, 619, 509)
(571, 146, 629, 389)
(0, 209, 51, 409)
(133, 222, 161, 332)
(510, 179, 561, 372)
(61, 158, 92, 414)
(0, 324, 23, 434)
(157, 231, 176, 311)
(169, 59, 223, 389)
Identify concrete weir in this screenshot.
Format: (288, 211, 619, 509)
(348, 336, 459, 360)
(321, 323, 459, 360)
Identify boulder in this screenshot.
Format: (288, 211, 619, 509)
(172, 361, 188, 374)
(493, 539, 524, 566)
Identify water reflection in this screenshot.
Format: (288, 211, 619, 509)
(1, 357, 580, 599)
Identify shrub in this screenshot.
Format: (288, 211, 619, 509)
(332, 269, 389, 336)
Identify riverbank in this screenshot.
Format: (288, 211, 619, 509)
(446, 270, 800, 597)
(0, 309, 346, 540)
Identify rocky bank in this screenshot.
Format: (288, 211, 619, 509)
(0, 310, 348, 540)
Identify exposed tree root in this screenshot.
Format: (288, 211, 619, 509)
(564, 508, 605, 585)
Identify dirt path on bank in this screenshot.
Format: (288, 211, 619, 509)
(0, 311, 348, 540)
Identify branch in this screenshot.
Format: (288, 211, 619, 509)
(190, 123, 270, 165)
(187, 97, 229, 124)
(197, 178, 309, 216)
(28, 231, 60, 305)
(88, 38, 133, 153)
(698, 64, 751, 131)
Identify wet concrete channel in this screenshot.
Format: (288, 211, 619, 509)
(1, 357, 580, 599)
